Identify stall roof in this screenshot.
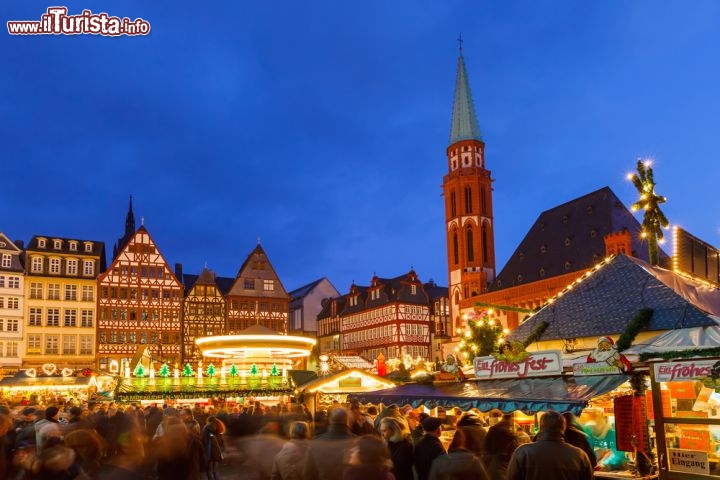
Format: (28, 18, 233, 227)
(623, 324, 720, 359)
(298, 368, 395, 394)
(0, 376, 96, 388)
(349, 374, 629, 416)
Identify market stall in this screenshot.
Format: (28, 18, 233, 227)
(297, 368, 395, 414)
(0, 370, 100, 404)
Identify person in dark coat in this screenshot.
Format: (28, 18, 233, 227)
(455, 412, 487, 458)
(428, 428, 490, 480)
(380, 417, 414, 480)
(413, 417, 446, 480)
(303, 408, 357, 480)
(481, 413, 521, 480)
(562, 412, 597, 468)
(507, 410, 593, 480)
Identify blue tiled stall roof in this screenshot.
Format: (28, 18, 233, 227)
(508, 254, 720, 343)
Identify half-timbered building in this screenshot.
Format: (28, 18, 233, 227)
(180, 267, 230, 363)
(97, 225, 183, 372)
(23, 235, 106, 370)
(226, 244, 289, 334)
(318, 270, 448, 363)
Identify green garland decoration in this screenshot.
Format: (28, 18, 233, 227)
(474, 302, 534, 314)
(640, 346, 720, 362)
(616, 308, 653, 352)
(522, 321, 549, 347)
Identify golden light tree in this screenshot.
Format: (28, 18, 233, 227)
(457, 310, 508, 364)
(628, 159, 669, 266)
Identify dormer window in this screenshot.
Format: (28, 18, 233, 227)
(411, 285, 417, 295)
(590, 229, 598, 238)
(564, 261, 572, 270)
(562, 215, 569, 224)
(371, 290, 380, 300)
(564, 237, 572, 247)
(540, 245, 547, 254)
(539, 268, 546, 277)
(38, 238, 46, 248)
(53, 239, 62, 250)
(84, 242, 93, 252)
(69, 241, 78, 251)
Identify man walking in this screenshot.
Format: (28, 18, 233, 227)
(507, 410, 594, 480)
(303, 407, 356, 480)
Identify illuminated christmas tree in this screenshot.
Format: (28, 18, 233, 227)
(249, 363, 258, 376)
(134, 364, 145, 377)
(270, 363, 279, 376)
(183, 363, 193, 377)
(229, 364, 238, 377)
(159, 363, 170, 377)
(206, 363, 216, 377)
(458, 312, 506, 363)
(628, 159, 669, 266)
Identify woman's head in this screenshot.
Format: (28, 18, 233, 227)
(289, 421, 310, 439)
(206, 416, 226, 434)
(379, 417, 405, 442)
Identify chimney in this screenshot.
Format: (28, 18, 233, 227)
(175, 263, 183, 282)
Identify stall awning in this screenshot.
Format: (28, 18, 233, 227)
(0, 376, 96, 388)
(113, 376, 294, 401)
(349, 374, 630, 415)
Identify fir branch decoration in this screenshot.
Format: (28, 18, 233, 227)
(616, 308, 653, 352)
(630, 372, 648, 396)
(640, 346, 720, 362)
(522, 321, 549, 347)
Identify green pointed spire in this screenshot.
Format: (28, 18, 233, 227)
(449, 44, 482, 145)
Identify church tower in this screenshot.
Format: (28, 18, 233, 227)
(443, 44, 496, 332)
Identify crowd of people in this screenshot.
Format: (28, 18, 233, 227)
(0, 395, 606, 480)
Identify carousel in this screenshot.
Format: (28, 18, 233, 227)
(112, 325, 316, 404)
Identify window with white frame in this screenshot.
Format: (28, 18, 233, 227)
(53, 240, 62, 250)
(69, 241, 77, 251)
(81, 286, 93, 301)
(6, 319, 18, 332)
(264, 279, 274, 291)
(411, 285, 417, 295)
(7, 298, 18, 309)
(49, 258, 60, 274)
(80, 310, 93, 327)
(83, 260, 94, 276)
(47, 308, 60, 327)
(0, 298, 3, 308)
(1, 254, 10, 268)
(80, 335, 93, 355)
(0, 276, 4, 288)
(8, 276, 19, 289)
(65, 284, 77, 301)
(64, 309, 77, 327)
(27, 334, 41, 353)
(84, 242, 92, 252)
(31, 257, 43, 273)
(6, 342, 17, 357)
(29, 308, 42, 326)
(37, 238, 46, 248)
(45, 334, 59, 354)
(63, 335, 76, 355)
(66, 259, 78, 275)
(48, 284, 60, 300)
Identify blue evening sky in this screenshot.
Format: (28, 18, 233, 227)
(2, 1, 719, 293)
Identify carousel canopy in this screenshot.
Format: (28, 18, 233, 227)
(349, 374, 629, 415)
(113, 376, 294, 401)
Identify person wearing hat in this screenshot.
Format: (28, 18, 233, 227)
(35, 406, 61, 455)
(413, 416, 446, 480)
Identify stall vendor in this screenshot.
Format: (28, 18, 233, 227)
(583, 414, 628, 471)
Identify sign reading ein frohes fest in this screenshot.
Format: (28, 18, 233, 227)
(473, 350, 563, 379)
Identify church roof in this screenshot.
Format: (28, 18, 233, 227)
(490, 186, 668, 291)
(506, 254, 720, 343)
(449, 50, 482, 145)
